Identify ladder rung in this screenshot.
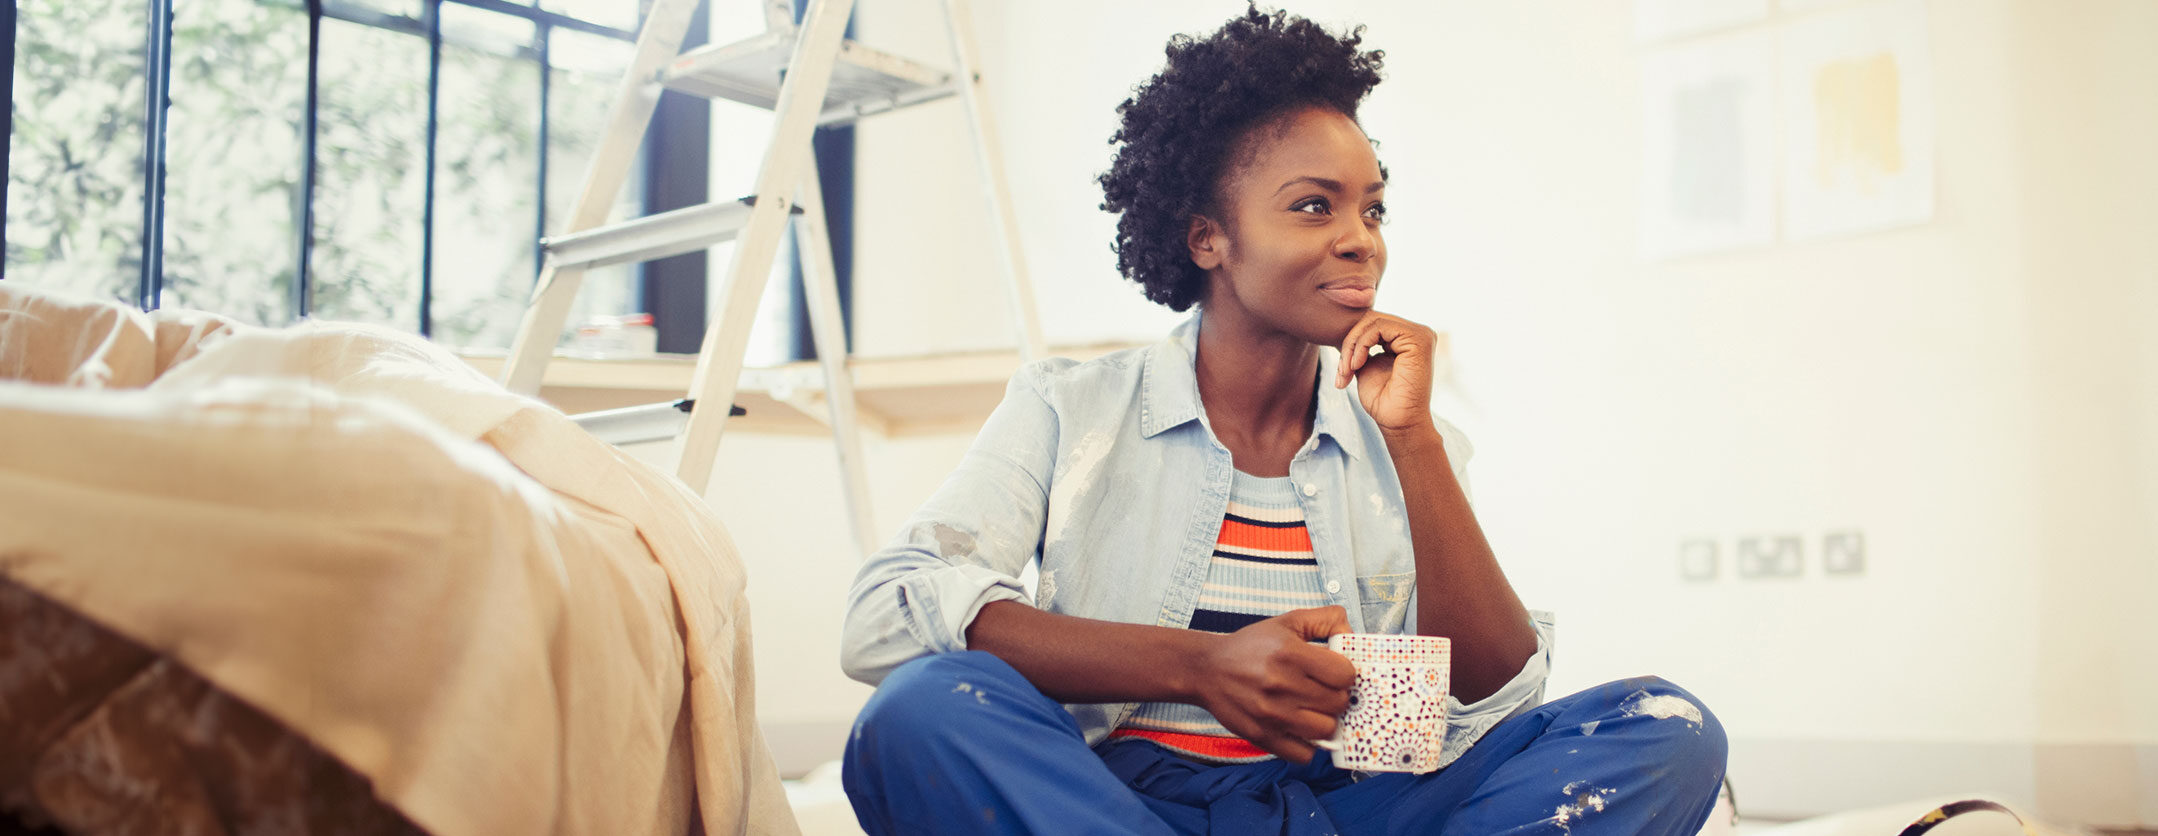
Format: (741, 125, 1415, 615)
(815, 82, 958, 127)
(661, 29, 952, 123)
(569, 398, 746, 446)
(541, 197, 794, 270)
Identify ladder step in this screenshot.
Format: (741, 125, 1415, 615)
(661, 29, 955, 126)
(569, 398, 746, 446)
(541, 196, 796, 270)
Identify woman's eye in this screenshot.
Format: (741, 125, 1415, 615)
(1291, 198, 1330, 215)
(1364, 202, 1388, 222)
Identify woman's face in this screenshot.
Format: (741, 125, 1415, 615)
(1190, 106, 1387, 347)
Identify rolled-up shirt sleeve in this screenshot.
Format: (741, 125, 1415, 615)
(1434, 609, 1557, 770)
(840, 363, 1062, 686)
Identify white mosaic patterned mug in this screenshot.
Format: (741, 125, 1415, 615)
(1314, 633, 1451, 773)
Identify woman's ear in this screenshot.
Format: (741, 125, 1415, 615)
(1187, 214, 1225, 271)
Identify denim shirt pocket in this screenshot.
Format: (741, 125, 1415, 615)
(1355, 572, 1416, 634)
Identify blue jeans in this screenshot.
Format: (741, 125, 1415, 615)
(843, 652, 1727, 836)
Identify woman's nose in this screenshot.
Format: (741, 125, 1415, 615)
(1334, 220, 1377, 261)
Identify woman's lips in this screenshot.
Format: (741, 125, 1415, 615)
(1319, 284, 1376, 308)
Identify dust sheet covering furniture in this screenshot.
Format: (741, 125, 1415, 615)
(0, 285, 799, 836)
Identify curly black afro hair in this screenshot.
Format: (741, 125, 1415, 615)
(1098, 6, 1385, 312)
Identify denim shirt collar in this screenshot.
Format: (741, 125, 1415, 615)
(1139, 311, 1366, 460)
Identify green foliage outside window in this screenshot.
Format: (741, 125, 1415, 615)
(6, 0, 635, 349)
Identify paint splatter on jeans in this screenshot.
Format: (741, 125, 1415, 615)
(845, 653, 1726, 836)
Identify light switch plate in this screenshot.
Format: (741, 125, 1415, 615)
(1737, 534, 1804, 579)
(1823, 530, 1865, 576)
(1680, 538, 1720, 582)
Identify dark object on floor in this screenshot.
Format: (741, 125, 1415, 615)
(1897, 799, 2042, 835)
(0, 579, 426, 836)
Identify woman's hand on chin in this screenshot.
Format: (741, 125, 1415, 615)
(1335, 311, 1438, 435)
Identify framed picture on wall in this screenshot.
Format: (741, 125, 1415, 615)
(1780, 0, 1935, 241)
(1638, 30, 1777, 259)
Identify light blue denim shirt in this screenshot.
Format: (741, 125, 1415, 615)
(840, 313, 1556, 769)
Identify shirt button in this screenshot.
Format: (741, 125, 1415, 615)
(1325, 580, 1342, 594)
(1302, 483, 1318, 497)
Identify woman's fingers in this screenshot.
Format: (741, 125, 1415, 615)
(1302, 670, 1354, 715)
(1258, 733, 1320, 765)
(1295, 675, 1352, 720)
(1208, 609, 1363, 762)
(1289, 647, 1356, 693)
(1252, 706, 1343, 764)
(1231, 687, 1350, 764)
(1217, 702, 1321, 764)
(1336, 318, 1369, 388)
(1275, 605, 1350, 641)
(1355, 352, 1395, 388)
(1288, 708, 1341, 743)
(1338, 313, 1429, 389)
(1338, 315, 1388, 387)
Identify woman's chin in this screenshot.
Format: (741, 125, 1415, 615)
(1310, 312, 1366, 347)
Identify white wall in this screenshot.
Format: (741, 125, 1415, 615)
(693, 0, 2155, 823)
(2011, 3, 2158, 823)
(624, 433, 965, 729)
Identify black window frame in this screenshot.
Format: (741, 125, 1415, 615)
(4, 0, 854, 360)
(2, 1, 15, 259)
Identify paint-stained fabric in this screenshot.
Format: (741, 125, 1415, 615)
(840, 312, 1554, 771)
(0, 285, 796, 836)
(844, 652, 1727, 836)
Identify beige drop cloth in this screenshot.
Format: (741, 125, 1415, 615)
(0, 285, 798, 836)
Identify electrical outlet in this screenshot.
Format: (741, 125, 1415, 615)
(1823, 530, 1865, 576)
(1679, 538, 1719, 582)
(1736, 534, 1804, 579)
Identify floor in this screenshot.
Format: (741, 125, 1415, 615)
(784, 766, 2148, 836)
(785, 763, 868, 836)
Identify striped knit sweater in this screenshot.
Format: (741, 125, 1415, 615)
(1110, 470, 1325, 763)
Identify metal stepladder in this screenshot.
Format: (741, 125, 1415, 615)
(499, 0, 1046, 556)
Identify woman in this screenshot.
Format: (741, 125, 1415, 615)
(838, 8, 1726, 834)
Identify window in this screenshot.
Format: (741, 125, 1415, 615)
(5, 0, 149, 307)
(7, 0, 849, 362)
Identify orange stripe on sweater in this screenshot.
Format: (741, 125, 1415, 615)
(1216, 518, 1313, 553)
(1109, 728, 1272, 761)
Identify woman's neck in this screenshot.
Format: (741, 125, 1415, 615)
(1193, 307, 1320, 470)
